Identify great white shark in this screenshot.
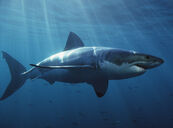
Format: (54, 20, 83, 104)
(0, 32, 164, 100)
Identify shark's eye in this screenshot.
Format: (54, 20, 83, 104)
(146, 56, 150, 59)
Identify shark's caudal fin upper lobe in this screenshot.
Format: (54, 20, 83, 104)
(0, 51, 27, 101)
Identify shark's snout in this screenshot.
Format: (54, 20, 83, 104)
(157, 57, 164, 65)
(148, 56, 164, 69)
(133, 53, 164, 70)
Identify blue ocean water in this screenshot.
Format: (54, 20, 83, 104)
(0, 0, 173, 128)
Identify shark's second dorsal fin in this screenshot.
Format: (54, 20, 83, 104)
(64, 32, 84, 51)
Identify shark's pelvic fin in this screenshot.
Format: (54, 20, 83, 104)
(40, 76, 55, 85)
(64, 32, 84, 51)
(30, 64, 95, 70)
(88, 79, 108, 97)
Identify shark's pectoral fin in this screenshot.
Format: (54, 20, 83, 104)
(30, 64, 95, 70)
(87, 79, 108, 97)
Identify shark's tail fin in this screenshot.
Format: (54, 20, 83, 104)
(0, 51, 27, 100)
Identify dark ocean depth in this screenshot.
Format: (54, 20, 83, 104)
(0, 0, 173, 128)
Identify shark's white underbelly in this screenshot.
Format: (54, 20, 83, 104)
(99, 60, 145, 80)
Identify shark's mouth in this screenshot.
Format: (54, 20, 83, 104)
(130, 61, 148, 70)
(130, 55, 164, 70)
(134, 62, 160, 69)
(135, 64, 147, 69)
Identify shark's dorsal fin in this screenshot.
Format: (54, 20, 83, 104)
(88, 79, 108, 97)
(64, 32, 84, 51)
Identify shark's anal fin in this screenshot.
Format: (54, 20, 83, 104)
(87, 79, 108, 97)
(64, 32, 84, 51)
(30, 64, 95, 70)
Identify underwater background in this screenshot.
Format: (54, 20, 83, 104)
(0, 0, 173, 128)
